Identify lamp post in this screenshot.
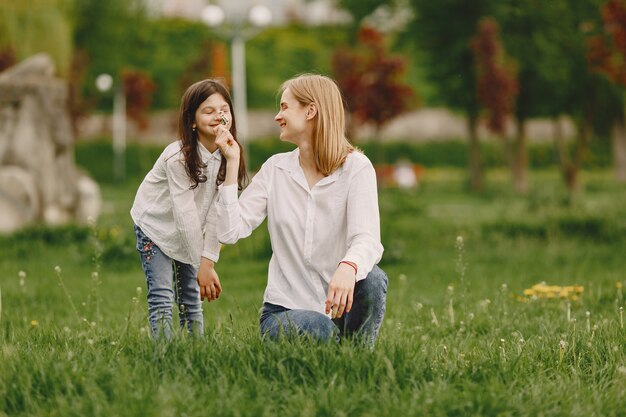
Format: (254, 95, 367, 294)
(95, 73, 126, 182)
(201, 2, 272, 145)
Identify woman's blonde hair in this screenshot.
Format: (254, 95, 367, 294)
(280, 74, 354, 175)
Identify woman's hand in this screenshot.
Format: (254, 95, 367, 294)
(325, 263, 356, 319)
(197, 257, 222, 302)
(214, 125, 240, 162)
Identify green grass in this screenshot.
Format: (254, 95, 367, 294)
(1, 160, 625, 416)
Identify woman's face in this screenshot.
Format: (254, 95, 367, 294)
(193, 92, 232, 140)
(275, 87, 310, 144)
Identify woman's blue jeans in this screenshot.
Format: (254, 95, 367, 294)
(259, 265, 388, 348)
(134, 225, 203, 339)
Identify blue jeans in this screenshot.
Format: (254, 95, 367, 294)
(134, 224, 203, 339)
(259, 265, 388, 348)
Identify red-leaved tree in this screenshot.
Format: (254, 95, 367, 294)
(472, 18, 518, 134)
(471, 17, 522, 190)
(587, 0, 626, 182)
(121, 69, 156, 132)
(332, 27, 415, 145)
(0, 46, 16, 72)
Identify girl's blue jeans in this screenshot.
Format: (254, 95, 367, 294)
(134, 224, 203, 339)
(259, 265, 388, 349)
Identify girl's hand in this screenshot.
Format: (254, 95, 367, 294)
(197, 258, 222, 302)
(214, 125, 240, 162)
(325, 263, 356, 319)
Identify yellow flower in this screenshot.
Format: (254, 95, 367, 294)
(617, 282, 623, 289)
(30, 320, 38, 328)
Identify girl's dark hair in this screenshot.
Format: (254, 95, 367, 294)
(177, 79, 248, 190)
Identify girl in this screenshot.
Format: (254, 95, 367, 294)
(131, 79, 246, 339)
(214, 74, 387, 348)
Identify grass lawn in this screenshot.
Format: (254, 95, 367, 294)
(1, 162, 625, 416)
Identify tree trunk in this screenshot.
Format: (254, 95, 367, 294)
(553, 117, 575, 190)
(467, 115, 483, 192)
(569, 113, 593, 192)
(613, 110, 626, 182)
(512, 116, 528, 193)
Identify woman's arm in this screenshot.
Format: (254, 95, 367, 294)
(326, 158, 384, 319)
(214, 126, 269, 244)
(342, 160, 384, 281)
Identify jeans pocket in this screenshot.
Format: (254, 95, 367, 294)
(134, 225, 155, 253)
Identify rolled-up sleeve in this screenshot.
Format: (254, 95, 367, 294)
(342, 162, 384, 281)
(202, 202, 220, 262)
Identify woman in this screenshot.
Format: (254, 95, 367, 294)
(214, 74, 387, 347)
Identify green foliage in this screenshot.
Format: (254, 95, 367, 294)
(74, 137, 613, 187)
(0, 0, 73, 75)
(72, 0, 218, 110)
(246, 25, 348, 109)
(74, 139, 163, 184)
(407, 0, 499, 116)
(336, 0, 388, 25)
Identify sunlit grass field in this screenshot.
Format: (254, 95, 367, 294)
(1, 157, 625, 416)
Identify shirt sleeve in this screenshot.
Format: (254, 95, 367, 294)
(342, 160, 384, 281)
(165, 156, 203, 268)
(202, 199, 220, 263)
(216, 160, 271, 244)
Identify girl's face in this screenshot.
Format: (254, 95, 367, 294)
(275, 87, 311, 144)
(193, 92, 232, 141)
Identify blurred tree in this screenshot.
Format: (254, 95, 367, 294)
(336, 0, 388, 26)
(587, 0, 626, 182)
(246, 25, 348, 109)
(471, 17, 521, 190)
(0, 0, 73, 75)
(122, 69, 156, 131)
(332, 26, 415, 145)
(472, 18, 518, 136)
(69, 0, 147, 130)
(71, 1, 216, 110)
(0, 46, 16, 72)
(491, 0, 626, 192)
(407, 0, 499, 191)
(500, 0, 576, 191)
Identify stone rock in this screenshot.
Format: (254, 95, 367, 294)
(0, 166, 39, 233)
(0, 54, 101, 233)
(75, 174, 102, 224)
(0, 53, 54, 81)
(44, 205, 71, 226)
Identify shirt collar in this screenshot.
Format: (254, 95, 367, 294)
(198, 141, 222, 161)
(275, 148, 301, 173)
(275, 148, 346, 189)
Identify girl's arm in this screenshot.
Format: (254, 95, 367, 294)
(197, 257, 221, 302)
(198, 203, 222, 302)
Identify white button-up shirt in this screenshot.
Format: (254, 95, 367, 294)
(217, 148, 383, 314)
(131, 141, 222, 268)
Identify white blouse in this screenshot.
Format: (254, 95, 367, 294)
(131, 141, 222, 269)
(216, 148, 383, 314)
